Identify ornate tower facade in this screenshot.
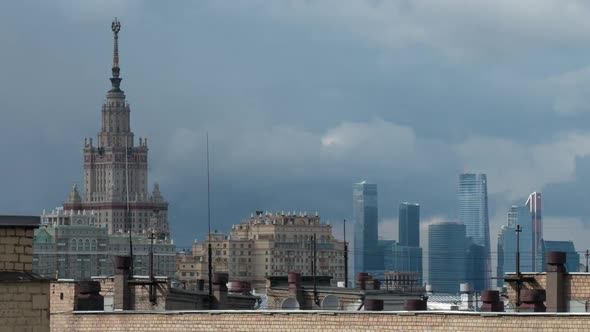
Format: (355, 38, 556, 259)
(63, 19, 169, 238)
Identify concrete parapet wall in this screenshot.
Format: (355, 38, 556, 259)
(51, 310, 590, 332)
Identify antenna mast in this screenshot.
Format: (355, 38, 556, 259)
(207, 133, 212, 297)
(126, 136, 133, 276)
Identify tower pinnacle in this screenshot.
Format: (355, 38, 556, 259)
(110, 18, 122, 92)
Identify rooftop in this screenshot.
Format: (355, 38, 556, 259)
(0, 215, 41, 227)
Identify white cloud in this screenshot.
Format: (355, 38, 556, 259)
(320, 118, 417, 166)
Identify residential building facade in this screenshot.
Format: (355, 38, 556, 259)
(177, 211, 345, 290)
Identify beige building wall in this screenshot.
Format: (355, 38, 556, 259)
(178, 212, 345, 289)
(50, 311, 590, 332)
(0, 227, 35, 272)
(1, 219, 50, 332)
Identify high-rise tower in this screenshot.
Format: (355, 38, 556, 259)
(399, 202, 420, 247)
(428, 222, 466, 294)
(353, 181, 379, 279)
(63, 18, 169, 237)
(458, 173, 490, 291)
(526, 192, 542, 271)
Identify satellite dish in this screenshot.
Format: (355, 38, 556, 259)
(281, 298, 300, 310)
(346, 299, 363, 311)
(321, 295, 340, 310)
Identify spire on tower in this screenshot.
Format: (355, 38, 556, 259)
(110, 18, 123, 92)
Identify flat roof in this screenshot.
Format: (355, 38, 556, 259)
(0, 215, 41, 227)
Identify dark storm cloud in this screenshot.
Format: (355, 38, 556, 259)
(3, 1, 590, 251)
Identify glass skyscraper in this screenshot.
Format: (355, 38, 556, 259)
(353, 181, 379, 280)
(496, 205, 534, 288)
(526, 192, 543, 271)
(428, 222, 466, 294)
(458, 173, 491, 290)
(399, 203, 420, 247)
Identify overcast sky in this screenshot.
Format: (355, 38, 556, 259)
(2, 1, 590, 267)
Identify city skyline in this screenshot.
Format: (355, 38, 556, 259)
(6, 2, 590, 329)
(2, 1, 590, 260)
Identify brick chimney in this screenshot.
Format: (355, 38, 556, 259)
(75, 281, 104, 311)
(480, 290, 503, 312)
(545, 251, 567, 312)
(113, 256, 131, 310)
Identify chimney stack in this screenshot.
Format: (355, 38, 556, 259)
(113, 255, 132, 310)
(75, 281, 104, 311)
(211, 272, 228, 309)
(545, 251, 567, 312)
(480, 290, 503, 312)
(519, 289, 546, 312)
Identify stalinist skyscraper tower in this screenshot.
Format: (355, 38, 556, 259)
(62, 18, 169, 238)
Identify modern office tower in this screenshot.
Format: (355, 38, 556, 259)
(465, 244, 486, 292)
(383, 241, 423, 286)
(496, 205, 535, 288)
(380, 203, 424, 285)
(541, 240, 580, 273)
(399, 203, 420, 247)
(458, 173, 491, 290)
(182, 211, 345, 290)
(428, 222, 466, 294)
(526, 192, 543, 271)
(496, 230, 506, 288)
(353, 181, 379, 279)
(496, 205, 535, 287)
(508, 205, 534, 271)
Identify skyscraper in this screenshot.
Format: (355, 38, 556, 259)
(496, 205, 534, 288)
(353, 181, 379, 279)
(458, 173, 490, 290)
(34, 19, 175, 279)
(526, 192, 543, 271)
(428, 222, 466, 294)
(399, 203, 420, 247)
(509, 205, 534, 271)
(64, 18, 170, 237)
